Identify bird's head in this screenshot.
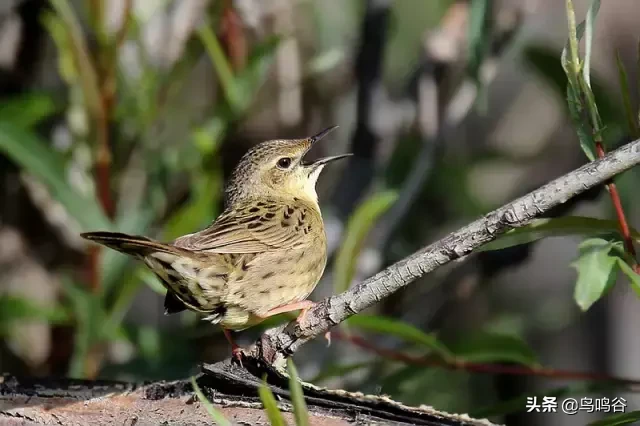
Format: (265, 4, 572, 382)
(224, 126, 350, 206)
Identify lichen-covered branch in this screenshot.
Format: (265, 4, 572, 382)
(255, 139, 640, 364)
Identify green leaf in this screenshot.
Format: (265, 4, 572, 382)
(467, 0, 491, 82)
(48, 0, 102, 117)
(63, 278, 106, 378)
(0, 122, 111, 231)
(615, 51, 639, 138)
(287, 359, 309, 426)
(0, 94, 58, 129)
(582, 0, 601, 88)
(561, 0, 604, 159)
(561, 0, 582, 87)
(572, 238, 619, 311)
(136, 268, 168, 295)
(479, 217, 640, 252)
(310, 361, 372, 384)
(0, 296, 70, 333)
(449, 332, 538, 366)
(197, 24, 241, 113)
(103, 273, 144, 339)
(190, 377, 232, 426)
(235, 36, 280, 111)
(589, 410, 640, 426)
(567, 84, 597, 160)
(258, 378, 286, 426)
(347, 314, 453, 360)
(524, 45, 622, 132)
(163, 174, 221, 241)
(334, 191, 398, 294)
(617, 259, 640, 298)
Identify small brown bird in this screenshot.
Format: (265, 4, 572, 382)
(81, 126, 349, 358)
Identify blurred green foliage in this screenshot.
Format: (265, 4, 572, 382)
(1, 0, 640, 423)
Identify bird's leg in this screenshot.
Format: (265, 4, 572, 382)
(262, 300, 314, 324)
(222, 328, 243, 364)
(262, 300, 331, 345)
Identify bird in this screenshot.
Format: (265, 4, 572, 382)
(81, 126, 350, 359)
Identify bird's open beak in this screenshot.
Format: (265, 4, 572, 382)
(309, 125, 339, 144)
(303, 125, 352, 167)
(309, 153, 353, 166)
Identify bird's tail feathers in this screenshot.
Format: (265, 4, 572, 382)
(81, 231, 185, 257)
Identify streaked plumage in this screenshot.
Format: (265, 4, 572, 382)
(81, 126, 349, 357)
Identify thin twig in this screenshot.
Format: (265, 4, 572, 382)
(115, 0, 133, 48)
(254, 139, 640, 364)
(334, 331, 640, 389)
(220, 0, 247, 72)
(595, 141, 639, 272)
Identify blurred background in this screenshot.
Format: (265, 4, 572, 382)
(0, 0, 639, 425)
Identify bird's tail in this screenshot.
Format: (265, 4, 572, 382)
(80, 231, 185, 257)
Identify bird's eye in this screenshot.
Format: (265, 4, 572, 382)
(277, 157, 292, 169)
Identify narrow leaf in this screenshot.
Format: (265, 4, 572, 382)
(63, 279, 105, 378)
(583, 0, 601, 87)
(0, 296, 70, 329)
(562, 0, 582, 84)
(0, 122, 111, 231)
(197, 24, 241, 113)
(615, 51, 639, 138)
(347, 314, 453, 360)
(567, 85, 597, 160)
(235, 36, 280, 111)
(572, 238, 618, 311)
(48, 0, 102, 117)
(287, 359, 309, 426)
(334, 191, 398, 294)
(479, 217, 640, 252)
(258, 378, 286, 426)
(136, 268, 168, 295)
(0, 94, 58, 129)
(449, 332, 538, 367)
(589, 410, 640, 426)
(190, 377, 231, 426)
(466, 0, 491, 81)
(310, 362, 371, 384)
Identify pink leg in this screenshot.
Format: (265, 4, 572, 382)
(262, 300, 315, 325)
(222, 328, 243, 364)
(262, 300, 331, 345)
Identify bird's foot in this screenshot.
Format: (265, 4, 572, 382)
(293, 304, 330, 346)
(223, 327, 244, 367)
(231, 346, 244, 367)
(294, 305, 313, 328)
(263, 300, 315, 325)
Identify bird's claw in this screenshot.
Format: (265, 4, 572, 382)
(231, 346, 244, 367)
(324, 331, 331, 347)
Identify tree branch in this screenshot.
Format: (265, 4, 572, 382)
(253, 138, 640, 364)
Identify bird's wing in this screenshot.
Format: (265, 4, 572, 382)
(173, 199, 319, 253)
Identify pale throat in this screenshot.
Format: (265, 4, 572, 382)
(280, 166, 323, 207)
